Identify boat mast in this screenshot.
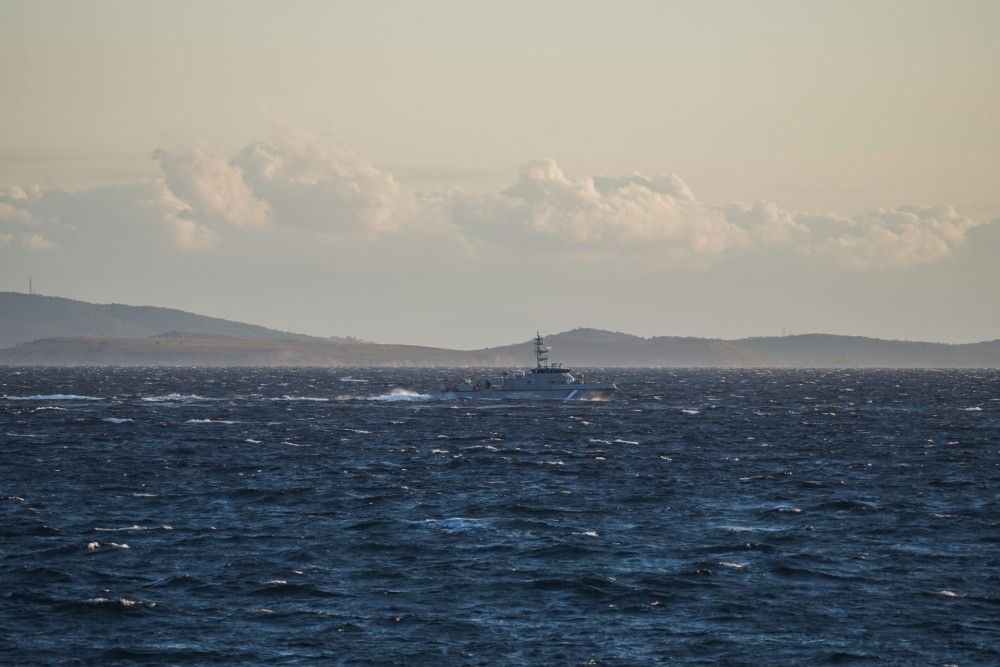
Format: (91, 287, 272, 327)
(534, 332, 550, 369)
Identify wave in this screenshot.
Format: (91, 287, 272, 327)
(141, 393, 219, 402)
(269, 395, 330, 402)
(420, 517, 492, 532)
(3, 394, 102, 401)
(370, 388, 433, 402)
(84, 597, 151, 611)
(87, 541, 130, 550)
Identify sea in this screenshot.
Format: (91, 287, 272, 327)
(1, 367, 998, 665)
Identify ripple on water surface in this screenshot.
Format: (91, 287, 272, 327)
(0, 367, 998, 664)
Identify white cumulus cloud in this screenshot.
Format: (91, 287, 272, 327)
(798, 204, 980, 269)
(153, 145, 271, 231)
(0, 121, 989, 272)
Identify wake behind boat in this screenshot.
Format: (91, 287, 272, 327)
(442, 333, 616, 400)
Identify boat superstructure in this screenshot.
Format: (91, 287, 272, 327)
(442, 333, 616, 400)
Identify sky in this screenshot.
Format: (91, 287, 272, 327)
(1, 0, 998, 347)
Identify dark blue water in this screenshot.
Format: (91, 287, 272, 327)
(2, 368, 998, 665)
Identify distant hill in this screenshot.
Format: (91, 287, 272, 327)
(475, 328, 766, 367)
(0, 292, 316, 347)
(733, 334, 1000, 368)
(0, 332, 477, 367)
(1, 294, 997, 367)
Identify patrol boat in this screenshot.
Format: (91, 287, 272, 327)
(442, 333, 616, 400)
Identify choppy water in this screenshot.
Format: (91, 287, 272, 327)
(1, 367, 998, 665)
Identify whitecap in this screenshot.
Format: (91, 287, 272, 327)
(422, 517, 489, 532)
(86, 541, 129, 550)
(88, 597, 144, 608)
(184, 419, 238, 424)
(371, 388, 432, 402)
(575, 530, 599, 537)
(719, 561, 747, 569)
(269, 395, 330, 402)
(681, 409, 700, 415)
(141, 393, 217, 402)
(102, 417, 134, 424)
(244, 438, 262, 444)
(4, 394, 102, 401)
(339, 376, 369, 383)
(963, 406, 982, 411)
(613, 439, 639, 445)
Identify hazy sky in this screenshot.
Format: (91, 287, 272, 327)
(1, 1, 998, 347)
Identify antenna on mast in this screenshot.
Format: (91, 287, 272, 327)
(28, 276, 33, 295)
(534, 331, 550, 369)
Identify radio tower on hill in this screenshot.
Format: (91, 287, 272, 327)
(28, 276, 34, 295)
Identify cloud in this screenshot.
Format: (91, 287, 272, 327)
(499, 159, 748, 252)
(797, 204, 979, 269)
(0, 185, 29, 202)
(0, 201, 32, 224)
(168, 216, 220, 252)
(0, 187, 53, 250)
(233, 118, 412, 235)
(447, 160, 981, 269)
(0, 181, 204, 258)
(0, 121, 989, 271)
(153, 121, 417, 242)
(153, 144, 271, 231)
(19, 233, 55, 251)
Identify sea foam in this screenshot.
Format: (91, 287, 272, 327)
(142, 393, 218, 402)
(371, 389, 433, 402)
(4, 394, 102, 401)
